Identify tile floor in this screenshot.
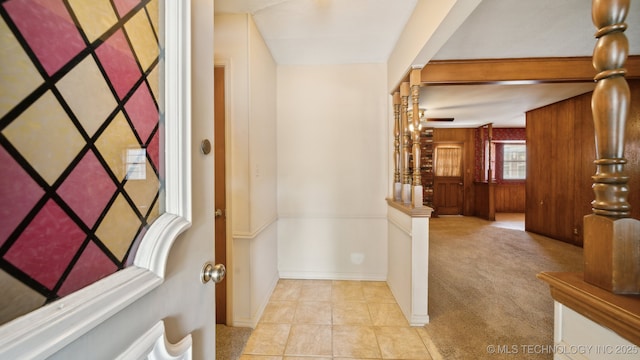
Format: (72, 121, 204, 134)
(240, 279, 439, 360)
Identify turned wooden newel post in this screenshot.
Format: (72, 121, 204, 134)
(410, 69, 423, 207)
(584, 0, 640, 294)
(393, 91, 402, 201)
(401, 82, 412, 204)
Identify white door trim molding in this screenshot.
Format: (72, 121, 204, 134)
(116, 321, 192, 360)
(135, 0, 194, 279)
(0, 1, 192, 358)
(0, 268, 162, 359)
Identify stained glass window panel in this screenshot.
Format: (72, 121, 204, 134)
(0, 0, 163, 324)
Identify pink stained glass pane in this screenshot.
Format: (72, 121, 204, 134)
(57, 150, 117, 228)
(57, 241, 118, 297)
(0, 146, 45, 247)
(3, 0, 85, 76)
(95, 29, 141, 100)
(5, 199, 86, 290)
(112, 0, 140, 18)
(125, 84, 158, 143)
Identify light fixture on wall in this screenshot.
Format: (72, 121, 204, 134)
(409, 108, 454, 128)
(425, 117, 455, 122)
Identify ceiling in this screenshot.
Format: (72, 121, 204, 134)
(214, 0, 418, 64)
(214, 0, 639, 128)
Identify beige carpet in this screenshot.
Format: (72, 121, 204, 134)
(424, 216, 584, 360)
(216, 324, 252, 360)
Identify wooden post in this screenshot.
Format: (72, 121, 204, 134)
(393, 91, 402, 201)
(487, 124, 493, 182)
(584, 0, 640, 294)
(410, 69, 423, 207)
(400, 82, 412, 204)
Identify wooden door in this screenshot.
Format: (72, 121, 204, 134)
(433, 145, 464, 215)
(214, 66, 227, 324)
(434, 177, 464, 215)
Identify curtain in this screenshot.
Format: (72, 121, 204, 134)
(435, 146, 462, 177)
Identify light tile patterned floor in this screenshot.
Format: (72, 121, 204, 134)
(240, 280, 436, 359)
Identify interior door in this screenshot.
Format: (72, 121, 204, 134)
(0, 1, 218, 358)
(433, 145, 464, 215)
(434, 177, 464, 215)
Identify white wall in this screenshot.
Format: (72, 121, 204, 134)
(277, 64, 389, 280)
(214, 14, 279, 327)
(248, 17, 278, 231)
(214, 14, 250, 232)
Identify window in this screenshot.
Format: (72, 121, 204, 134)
(435, 146, 462, 177)
(484, 140, 496, 181)
(503, 144, 526, 180)
(0, 2, 193, 357)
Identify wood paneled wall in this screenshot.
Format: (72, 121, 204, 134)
(495, 183, 525, 212)
(433, 128, 525, 216)
(474, 182, 494, 220)
(433, 128, 476, 215)
(525, 80, 640, 246)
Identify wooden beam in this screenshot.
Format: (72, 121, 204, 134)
(420, 56, 640, 85)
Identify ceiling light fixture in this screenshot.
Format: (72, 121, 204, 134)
(409, 108, 454, 123)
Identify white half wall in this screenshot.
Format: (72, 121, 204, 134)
(386, 204, 430, 326)
(553, 302, 639, 360)
(277, 63, 389, 280)
(232, 220, 279, 328)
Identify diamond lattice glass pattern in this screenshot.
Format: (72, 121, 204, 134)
(0, 0, 162, 322)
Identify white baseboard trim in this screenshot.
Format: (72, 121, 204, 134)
(279, 271, 386, 282)
(231, 272, 279, 329)
(230, 318, 257, 329)
(410, 314, 430, 327)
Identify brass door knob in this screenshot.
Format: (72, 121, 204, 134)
(201, 263, 226, 284)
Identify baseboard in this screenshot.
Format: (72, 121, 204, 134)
(279, 271, 386, 281)
(230, 318, 257, 329)
(410, 314, 430, 326)
(231, 272, 279, 329)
